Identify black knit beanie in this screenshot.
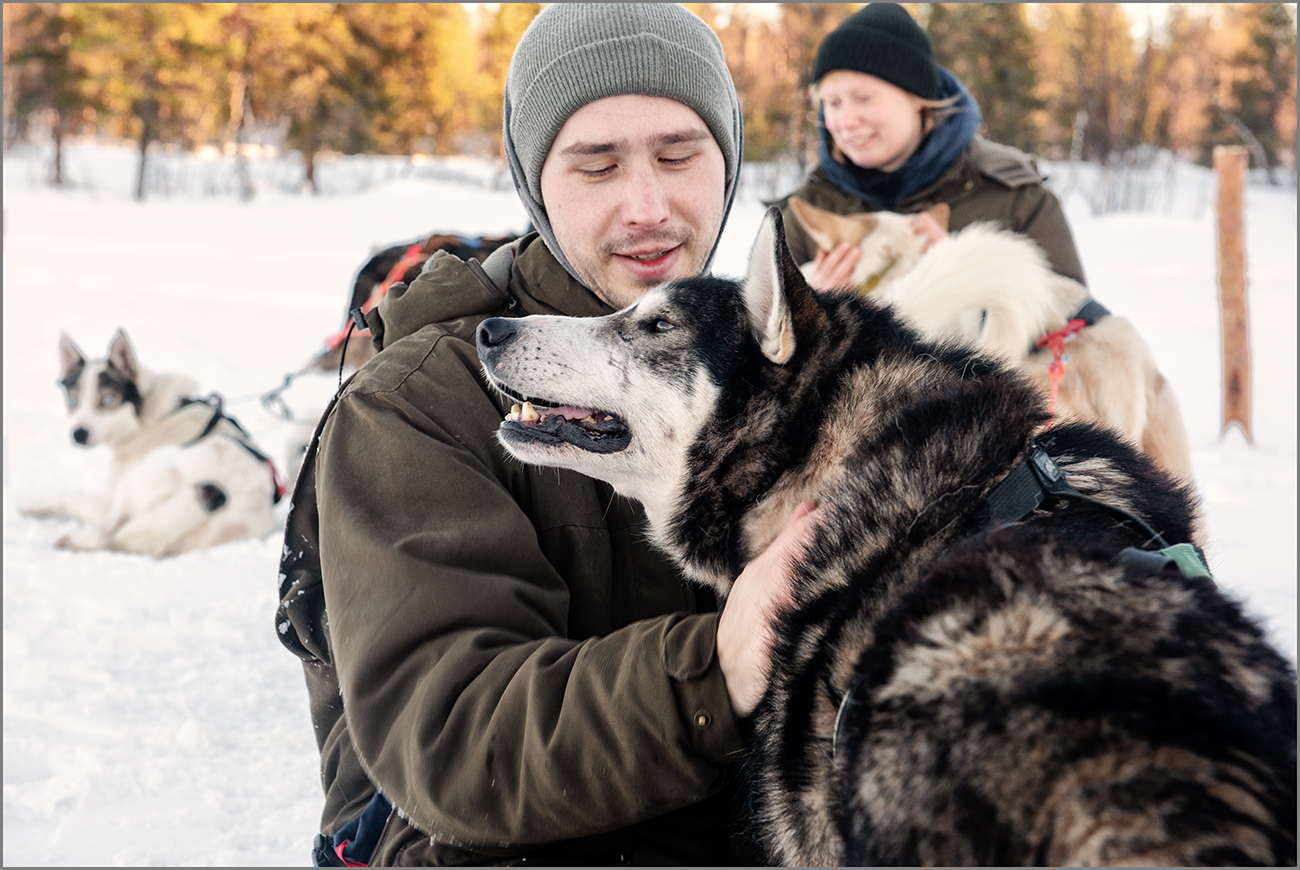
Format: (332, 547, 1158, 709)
(812, 3, 939, 100)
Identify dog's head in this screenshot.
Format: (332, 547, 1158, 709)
(478, 208, 864, 585)
(59, 328, 147, 448)
(788, 196, 949, 293)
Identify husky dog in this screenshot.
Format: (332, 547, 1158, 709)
(476, 210, 1295, 866)
(21, 328, 283, 558)
(311, 231, 521, 376)
(787, 196, 1196, 490)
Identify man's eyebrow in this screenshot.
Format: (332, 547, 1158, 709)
(556, 127, 711, 158)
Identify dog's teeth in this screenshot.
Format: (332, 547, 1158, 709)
(520, 401, 540, 422)
(505, 403, 522, 422)
(580, 415, 596, 424)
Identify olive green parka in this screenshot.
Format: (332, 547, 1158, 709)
(276, 236, 751, 865)
(776, 136, 1087, 287)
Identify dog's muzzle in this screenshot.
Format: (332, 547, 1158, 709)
(476, 317, 632, 454)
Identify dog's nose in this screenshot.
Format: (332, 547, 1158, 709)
(477, 318, 518, 350)
(72, 427, 90, 445)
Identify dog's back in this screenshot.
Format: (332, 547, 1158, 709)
(872, 221, 1067, 359)
(830, 506, 1295, 866)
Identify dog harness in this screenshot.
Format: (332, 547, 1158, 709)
(1034, 298, 1110, 425)
(179, 393, 287, 504)
(321, 242, 427, 354)
(829, 439, 1209, 759)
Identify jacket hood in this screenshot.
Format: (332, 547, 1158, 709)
(368, 233, 617, 352)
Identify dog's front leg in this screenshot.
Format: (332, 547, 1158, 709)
(20, 491, 108, 525)
(55, 523, 115, 552)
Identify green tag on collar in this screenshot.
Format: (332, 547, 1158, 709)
(1159, 542, 1212, 580)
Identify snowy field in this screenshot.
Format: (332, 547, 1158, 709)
(3, 140, 1296, 866)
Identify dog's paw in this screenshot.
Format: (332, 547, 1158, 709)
(55, 529, 107, 552)
(20, 503, 66, 520)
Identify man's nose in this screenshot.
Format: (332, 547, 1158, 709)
(622, 163, 671, 228)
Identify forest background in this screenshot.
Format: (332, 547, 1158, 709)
(3, 3, 1297, 200)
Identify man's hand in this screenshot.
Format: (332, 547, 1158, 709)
(803, 243, 860, 293)
(716, 501, 823, 719)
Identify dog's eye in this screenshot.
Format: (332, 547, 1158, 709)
(653, 319, 675, 333)
(99, 393, 117, 409)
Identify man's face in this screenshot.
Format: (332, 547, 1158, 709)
(539, 95, 727, 309)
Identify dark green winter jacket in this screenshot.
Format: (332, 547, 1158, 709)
(775, 136, 1088, 287)
(276, 234, 751, 866)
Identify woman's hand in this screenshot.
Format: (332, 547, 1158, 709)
(716, 501, 824, 719)
(909, 210, 948, 251)
(803, 243, 860, 293)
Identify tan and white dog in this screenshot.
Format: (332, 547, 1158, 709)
(788, 196, 1195, 488)
(21, 328, 283, 558)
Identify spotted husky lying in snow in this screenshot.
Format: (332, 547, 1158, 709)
(21, 328, 283, 558)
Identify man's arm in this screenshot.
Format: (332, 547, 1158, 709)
(316, 336, 743, 852)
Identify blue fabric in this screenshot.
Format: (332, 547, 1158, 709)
(816, 67, 983, 209)
(332, 791, 393, 866)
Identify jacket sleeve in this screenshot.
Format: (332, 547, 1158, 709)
(315, 332, 744, 852)
(1008, 183, 1088, 287)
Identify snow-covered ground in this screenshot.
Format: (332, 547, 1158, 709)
(3, 140, 1295, 865)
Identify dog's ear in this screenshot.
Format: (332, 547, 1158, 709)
(59, 333, 85, 382)
(745, 208, 809, 364)
(926, 202, 951, 231)
(107, 328, 139, 380)
(788, 196, 879, 253)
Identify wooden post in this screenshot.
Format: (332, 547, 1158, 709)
(1213, 145, 1252, 442)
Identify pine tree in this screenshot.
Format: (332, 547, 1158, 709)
(1216, 3, 1298, 181)
(924, 4, 1042, 152)
(475, 3, 541, 159)
(3, 3, 101, 184)
(780, 4, 860, 172)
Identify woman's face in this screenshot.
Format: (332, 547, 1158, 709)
(818, 70, 926, 173)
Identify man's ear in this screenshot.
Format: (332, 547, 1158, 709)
(744, 208, 802, 364)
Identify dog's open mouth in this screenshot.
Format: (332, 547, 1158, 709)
(499, 398, 631, 454)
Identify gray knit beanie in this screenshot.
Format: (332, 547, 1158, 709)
(503, 3, 743, 283)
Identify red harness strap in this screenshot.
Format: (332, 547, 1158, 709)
(266, 458, 287, 504)
(323, 241, 425, 351)
(1035, 317, 1088, 427)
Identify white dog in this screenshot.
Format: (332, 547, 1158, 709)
(21, 328, 283, 557)
(788, 197, 1195, 487)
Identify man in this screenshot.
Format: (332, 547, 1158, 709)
(276, 5, 815, 865)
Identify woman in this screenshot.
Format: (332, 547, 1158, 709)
(779, 3, 1086, 292)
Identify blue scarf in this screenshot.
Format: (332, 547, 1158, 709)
(816, 67, 982, 209)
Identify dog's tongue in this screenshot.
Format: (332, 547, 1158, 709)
(547, 405, 597, 421)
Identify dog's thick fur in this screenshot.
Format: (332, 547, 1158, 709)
(21, 329, 280, 557)
(476, 210, 1296, 866)
(788, 197, 1196, 491)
